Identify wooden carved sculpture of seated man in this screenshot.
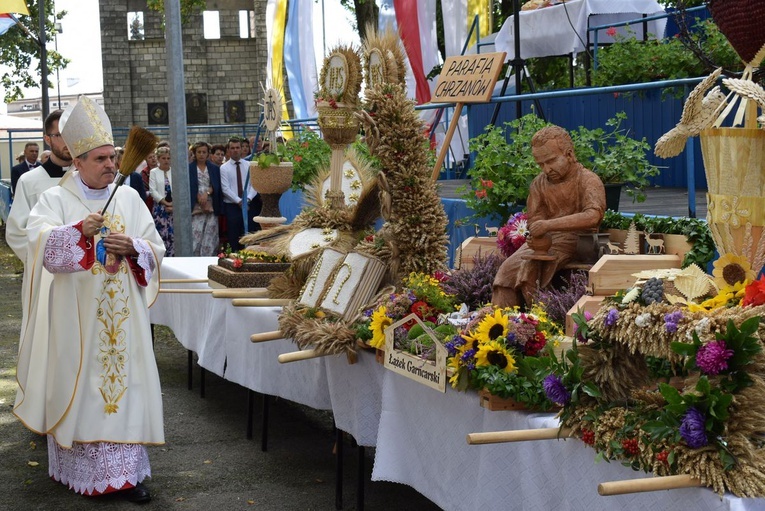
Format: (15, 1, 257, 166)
(492, 125, 606, 308)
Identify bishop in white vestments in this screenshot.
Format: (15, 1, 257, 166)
(13, 97, 165, 503)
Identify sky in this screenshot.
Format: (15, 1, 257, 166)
(1, 0, 360, 112)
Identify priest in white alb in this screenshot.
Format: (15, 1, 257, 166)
(13, 96, 165, 503)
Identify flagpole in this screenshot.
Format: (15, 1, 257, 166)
(38, 0, 49, 124)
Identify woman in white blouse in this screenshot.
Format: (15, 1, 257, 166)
(149, 147, 174, 256)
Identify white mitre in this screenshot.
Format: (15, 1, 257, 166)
(60, 96, 114, 158)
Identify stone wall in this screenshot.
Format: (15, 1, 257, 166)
(100, 0, 267, 131)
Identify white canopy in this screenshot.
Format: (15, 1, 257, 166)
(0, 114, 42, 130)
(495, 0, 667, 60)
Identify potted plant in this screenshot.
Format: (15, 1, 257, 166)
(281, 130, 331, 192)
(250, 133, 293, 228)
(461, 111, 661, 220)
(570, 111, 661, 210)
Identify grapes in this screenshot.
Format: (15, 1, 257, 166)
(641, 277, 664, 305)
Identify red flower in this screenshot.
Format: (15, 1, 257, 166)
(364, 234, 375, 243)
(743, 276, 765, 307)
(294, 155, 303, 162)
(475, 189, 487, 199)
(232, 258, 243, 268)
(581, 429, 595, 446)
(301, 142, 310, 148)
(432, 270, 449, 283)
(524, 331, 547, 356)
(217, 252, 226, 259)
(480, 178, 494, 189)
(411, 300, 432, 319)
(606, 26, 617, 37)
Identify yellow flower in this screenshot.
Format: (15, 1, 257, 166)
(473, 308, 509, 343)
(712, 253, 756, 289)
(475, 340, 516, 373)
(369, 306, 392, 349)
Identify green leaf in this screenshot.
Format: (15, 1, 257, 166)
(658, 383, 683, 405)
(670, 341, 697, 357)
(582, 382, 601, 398)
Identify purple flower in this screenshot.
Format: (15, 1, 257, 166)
(445, 335, 467, 357)
(543, 374, 571, 406)
(679, 407, 708, 448)
(696, 340, 734, 375)
(664, 310, 683, 333)
(605, 308, 619, 327)
(460, 349, 477, 363)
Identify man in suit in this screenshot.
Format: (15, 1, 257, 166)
(219, 137, 261, 251)
(10, 141, 41, 197)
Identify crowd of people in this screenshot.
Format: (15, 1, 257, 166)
(11, 126, 269, 258)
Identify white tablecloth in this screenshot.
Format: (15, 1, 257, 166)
(324, 350, 385, 447)
(495, 0, 667, 60)
(151, 258, 765, 511)
(151, 257, 332, 410)
(372, 372, 765, 511)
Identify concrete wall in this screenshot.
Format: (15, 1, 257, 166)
(100, 0, 268, 129)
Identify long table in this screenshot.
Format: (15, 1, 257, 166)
(151, 257, 765, 511)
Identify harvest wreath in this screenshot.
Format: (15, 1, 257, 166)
(549, 270, 765, 497)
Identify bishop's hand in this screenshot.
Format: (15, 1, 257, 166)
(83, 213, 105, 238)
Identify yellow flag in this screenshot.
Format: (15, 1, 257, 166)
(0, 0, 30, 16)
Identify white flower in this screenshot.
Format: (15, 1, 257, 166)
(635, 313, 652, 328)
(687, 317, 711, 340)
(622, 288, 640, 304)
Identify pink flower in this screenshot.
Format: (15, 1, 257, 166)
(496, 212, 529, 257)
(696, 340, 734, 375)
(232, 259, 243, 268)
(606, 27, 617, 37)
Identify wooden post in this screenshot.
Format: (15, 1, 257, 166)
(158, 288, 213, 294)
(278, 349, 327, 363)
(250, 331, 284, 343)
(211, 288, 270, 299)
(430, 103, 464, 182)
(232, 298, 291, 307)
(598, 475, 701, 496)
(467, 427, 572, 445)
(429, 52, 506, 182)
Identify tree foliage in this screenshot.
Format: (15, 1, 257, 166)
(146, 0, 206, 24)
(0, 1, 68, 103)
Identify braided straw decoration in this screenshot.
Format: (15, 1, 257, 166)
(655, 68, 726, 158)
(722, 77, 765, 124)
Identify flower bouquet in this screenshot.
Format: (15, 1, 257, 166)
(446, 304, 564, 411)
(354, 272, 456, 359)
(496, 211, 529, 258)
(546, 257, 765, 497)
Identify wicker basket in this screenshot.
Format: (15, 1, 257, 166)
(701, 127, 765, 272)
(317, 101, 359, 145)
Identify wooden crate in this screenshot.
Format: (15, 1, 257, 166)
(565, 295, 606, 336)
(587, 254, 681, 296)
(478, 389, 528, 411)
(455, 236, 501, 270)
